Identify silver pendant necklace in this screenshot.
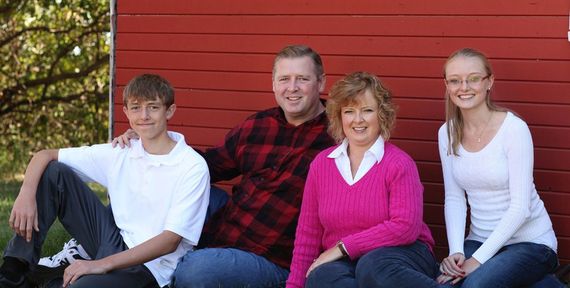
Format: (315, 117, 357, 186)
(476, 111, 494, 143)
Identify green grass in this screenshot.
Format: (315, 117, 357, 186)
(0, 178, 108, 265)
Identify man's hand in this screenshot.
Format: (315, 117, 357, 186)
(111, 129, 139, 148)
(9, 190, 38, 242)
(306, 244, 344, 278)
(63, 259, 110, 287)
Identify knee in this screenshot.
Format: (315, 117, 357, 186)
(305, 265, 341, 288)
(305, 266, 331, 288)
(460, 274, 491, 288)
(45, 161, 67, 173)
(172, 250, 223, 288)
(355, 248, 404, 288)
(43, 161, 74, 182)
(357, 247, 395, 274)
(68, 276, 99, 288)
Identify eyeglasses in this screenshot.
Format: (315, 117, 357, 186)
(445, 75, 490, 90)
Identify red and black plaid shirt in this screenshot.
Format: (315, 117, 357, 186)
(200, 104, 335, 268)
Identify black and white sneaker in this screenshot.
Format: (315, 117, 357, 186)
(38, 239, 90, 268)
(28, 239, 90, 285)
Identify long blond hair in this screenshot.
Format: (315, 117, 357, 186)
(443, 48, 504, 156)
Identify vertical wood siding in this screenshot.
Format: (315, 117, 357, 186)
(114, 0, 570, 263)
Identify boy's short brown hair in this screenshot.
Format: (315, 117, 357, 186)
(122, 74, 174, 107)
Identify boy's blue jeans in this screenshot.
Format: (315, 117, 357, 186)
(172, 185, 289, 288)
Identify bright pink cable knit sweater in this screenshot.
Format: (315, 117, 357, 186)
(286, 142, 435, 288)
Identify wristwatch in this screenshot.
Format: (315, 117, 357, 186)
(337, 240, 349, 257)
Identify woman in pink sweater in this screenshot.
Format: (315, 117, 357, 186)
(286, 72, 437, 288)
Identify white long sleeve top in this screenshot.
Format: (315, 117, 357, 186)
(438, 112, 557, 264)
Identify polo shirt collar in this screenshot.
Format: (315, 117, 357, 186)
(128, 131, 188, 166)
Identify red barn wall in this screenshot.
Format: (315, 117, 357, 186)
(114, 0, 570, 263)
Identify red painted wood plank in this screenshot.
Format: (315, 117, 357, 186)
(541, 192, 570, 216)
(552, 216, 570, 238)
(391, 140, 440, 162)
(116, 34, 570, 60)
(425, 203, 445, 225)
(115, 51, 273, 73)
(114, 87, 276, 111)
(117, 0, 568, 16)
(557, 237, 570, 260)
(423, 182, 445, 204)
(116, 51, 570, 83)
(117, 15, 566, 39)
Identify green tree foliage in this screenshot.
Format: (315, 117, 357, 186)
(0, 0, 110, 176)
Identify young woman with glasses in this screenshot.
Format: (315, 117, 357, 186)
(436, 48, 563, 287)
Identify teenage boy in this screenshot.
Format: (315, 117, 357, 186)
(0, 74, 210, 288)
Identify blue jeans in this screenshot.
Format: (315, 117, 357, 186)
(306, 241, 439, 288)
(458, 240, 562, 288)
(172, 248, 289, 288)
(172, 185, 289, 288)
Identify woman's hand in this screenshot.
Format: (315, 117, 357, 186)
(436, 273, 457, 284)
(306, 245, 344, 278)
(438, 252, 466, 284)
(461, 257, 481, 276)
(437, 254, 481, 284)
(440, 252, 465, 276)
(111, 129, 139, 148)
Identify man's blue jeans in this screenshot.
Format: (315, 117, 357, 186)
(172, 186, 289, 288)
(459, 240, 563, 288)
(305, 241, 439, 288)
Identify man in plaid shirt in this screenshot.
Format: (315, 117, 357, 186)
(171, 45, 336, 287)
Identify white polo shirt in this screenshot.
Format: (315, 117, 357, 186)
(58, 131, 210, 287)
